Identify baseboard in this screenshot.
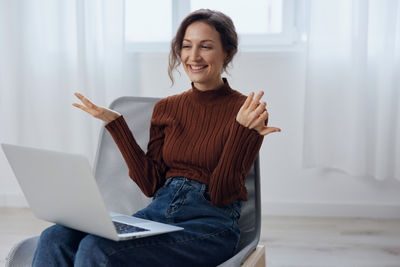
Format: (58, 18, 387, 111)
(0, 194, 28, 207)
(262, 201, 400, 219)
(1, 194, 399, 219)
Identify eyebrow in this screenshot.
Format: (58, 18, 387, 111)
(182, 39, 214, 43)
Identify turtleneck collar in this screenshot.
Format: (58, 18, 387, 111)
(190, 78, 234, 105)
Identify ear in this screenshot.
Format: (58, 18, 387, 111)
(223, 53, 230, 65)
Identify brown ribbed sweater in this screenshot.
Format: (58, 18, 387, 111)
(105, 78, 264, 206)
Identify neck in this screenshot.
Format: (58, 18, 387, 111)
(190, 77, 233, 105)
(193, 78, 224, 92)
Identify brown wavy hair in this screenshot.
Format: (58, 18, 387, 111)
(168, 9, 238, 85)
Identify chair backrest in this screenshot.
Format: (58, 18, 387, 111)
(237, 156, 261, 252)
(93, 96, 260, 263)
(93, 97, 156, 214)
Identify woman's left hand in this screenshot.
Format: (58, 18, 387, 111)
(236, 91, 281, 136)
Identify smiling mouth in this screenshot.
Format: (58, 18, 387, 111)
(188, 64, 208, 72)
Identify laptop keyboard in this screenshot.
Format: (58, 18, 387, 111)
(112, 221, 150, 234)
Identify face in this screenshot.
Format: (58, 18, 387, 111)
(180, 21, 227, 91)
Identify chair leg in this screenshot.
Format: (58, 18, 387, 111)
(242, 244, 266, 267)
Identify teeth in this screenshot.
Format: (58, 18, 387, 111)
(190, 65, 206, 70)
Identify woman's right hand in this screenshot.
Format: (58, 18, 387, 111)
(72, 93, 121, 123)
(236, 91, 281, 136)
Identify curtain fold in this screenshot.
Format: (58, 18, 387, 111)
(0, 0, 128, 162)
(303, 0, 400, 181)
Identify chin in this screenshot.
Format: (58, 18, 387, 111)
(189, 73, 214, 83)
(189, 76, 207, 83)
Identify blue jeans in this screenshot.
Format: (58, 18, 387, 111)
(32, 177, 242, 267)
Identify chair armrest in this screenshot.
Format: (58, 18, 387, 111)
(6, 236, 39, 267)
(218, 240, 260, 267)
(242, 244, 266, 267)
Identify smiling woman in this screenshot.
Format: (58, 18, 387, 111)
(168, 9, 238, 87)
(180, 21, 227, 91)
(33, 8, 280, 267)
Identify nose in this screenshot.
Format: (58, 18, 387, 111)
(189, 47, 201, 61)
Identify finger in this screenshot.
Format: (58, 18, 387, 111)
(74, 92, 84, 100)
(261, 110, 269, 122)
(262, 110, 269, 126)
(72, 103, 91, 114)
(249, 91, 264, 111)
(254, 102, 267, 116)
(74, 93, 96, 109)
(259, 126, 281, 136)
(248, 103, 267, 128)
(241, 92, 254, 110)
(248, 110, 268, 129)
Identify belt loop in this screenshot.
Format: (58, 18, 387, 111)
(200, 183, 206, 193)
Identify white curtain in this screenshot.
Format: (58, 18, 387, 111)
(0, 0, 142, 202)
(303, 0, 400, 181)
(0, 0, 131, 160)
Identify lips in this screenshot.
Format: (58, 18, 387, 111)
(188, 64, 208, 72)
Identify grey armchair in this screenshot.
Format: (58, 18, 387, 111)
(6, 96, 264, 267)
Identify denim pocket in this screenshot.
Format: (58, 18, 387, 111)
(152, 186, 164, 200)
(199, 185, 241, 221)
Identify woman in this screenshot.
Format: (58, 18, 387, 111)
(33, 9, 280, 267)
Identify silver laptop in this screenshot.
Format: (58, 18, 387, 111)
(1, 143, 183, 241)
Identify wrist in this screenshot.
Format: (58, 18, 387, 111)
(105, 111, 121, 123)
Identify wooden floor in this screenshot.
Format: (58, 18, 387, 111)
(260, 216, 400, 267)
(1, 207, 400, 267)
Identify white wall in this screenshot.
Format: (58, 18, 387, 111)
(2, 48, 400, 218)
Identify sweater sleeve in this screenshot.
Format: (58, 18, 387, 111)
(208, 119, 264, 206)
(104, 100, 168, 197)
